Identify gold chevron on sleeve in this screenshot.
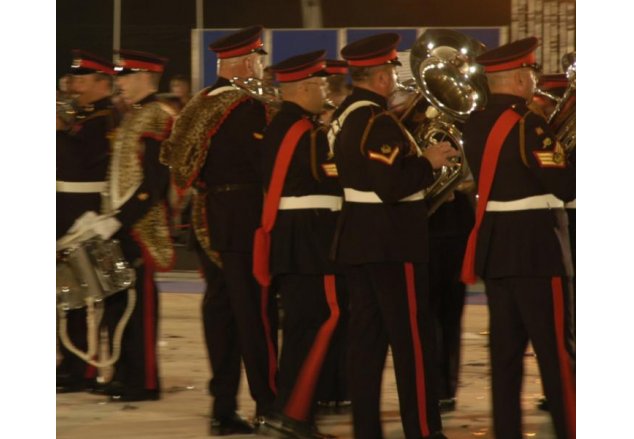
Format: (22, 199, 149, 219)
(321, 163, 338, 177)
(533, 151, 565, 168)
(368, 146, 400, 166)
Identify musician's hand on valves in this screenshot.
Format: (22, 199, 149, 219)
(422, 141, 459, 170)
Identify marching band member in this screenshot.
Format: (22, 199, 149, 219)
(161, 26, 277, 435)
(316, 59, 351, 412)
(461, 37, 576, 439)
(56, 50, 119, 393)
(100, 49, 175, 402)
(330, 33, 457, 439)
(254, 50, 343, 439)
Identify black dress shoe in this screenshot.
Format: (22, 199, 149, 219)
(438, 397, 456, 412)
(109, 389, 160, 402)
(258, 413, 335, 439)
(56, 376, 97, 394)
(209, 413, 255, 436)
(315, 401, 337, 415)
(92, 380, 125, 396)
(536, 396, 549, 412)
(56, 382, 87, 394)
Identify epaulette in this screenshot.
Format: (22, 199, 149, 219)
(138, 101, 175, 142)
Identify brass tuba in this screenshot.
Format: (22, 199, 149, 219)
(406, 29, 488, 214)
(548, 52, 576, 156)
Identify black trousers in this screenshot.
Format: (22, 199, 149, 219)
(428, 236, 467, 400)
(567, 207, 576, 344)
(103, 235, 160, 392)
(274, 274, 342, 423)
(315, 278, 349, 403)
(198, 248, 278, 418)
(346, 262, 442, 439)
(485, 277, 576, 439)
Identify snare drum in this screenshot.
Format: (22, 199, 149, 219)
(56, 237, 135, 311)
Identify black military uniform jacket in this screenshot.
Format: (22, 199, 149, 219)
(199, 77, 267, 253)
(262, 101, 341, 275)
(56, 96, 117, 238)
(331, 87, 436, 264)
(463, 94, 576, 278)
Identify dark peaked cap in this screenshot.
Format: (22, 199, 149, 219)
(209, 25, 267, 59)
(476, 37, 540, 73)
(114, 49, 168, 75)
(71, 50, 115, 75)
(341, 33, 402, 67)
(270, 50, 329, 83)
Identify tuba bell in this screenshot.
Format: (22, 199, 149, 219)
(405, 29, 488, 214)
(548, 52, 576, 156)
(533, 52, 575, 157)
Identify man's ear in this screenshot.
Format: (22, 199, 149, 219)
(243, 56, 253, 75)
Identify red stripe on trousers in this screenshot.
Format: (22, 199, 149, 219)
(260, 285, 278, 394)
(404, 263, 430, 437)
(551, 277, 576, 438)
(284, 275, 340, 421)
(144, 261, 158, 389)
(84, 362, 97, 379)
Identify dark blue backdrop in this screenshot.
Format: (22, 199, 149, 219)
(195, 27, 502, 89)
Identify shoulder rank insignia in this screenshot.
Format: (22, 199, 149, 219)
(252, 132, 264, 140)
(369, 145, 400, 166)
(321, 163, 338, 177)
(535, 126, 544, 136)
(533, 141, 566, 168)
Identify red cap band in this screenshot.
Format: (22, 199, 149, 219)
(73, 59, 115, 75)
(326, 66, 348, 75)
(484, 52, 537, 73)
(275, 62, 325, 82)
(217, 39, 263, 59)
(118, 59, 164, 73)
(347, 49, 398, 67)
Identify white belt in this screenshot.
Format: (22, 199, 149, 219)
(343, 188, 424, 203)
(565, 199, 576, 209)
(56, 181, 107, 194)
(278, 195, 342, 211)
(485, 194, 564, 212)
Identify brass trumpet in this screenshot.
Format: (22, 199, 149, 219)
(230, 76, 282, 107)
